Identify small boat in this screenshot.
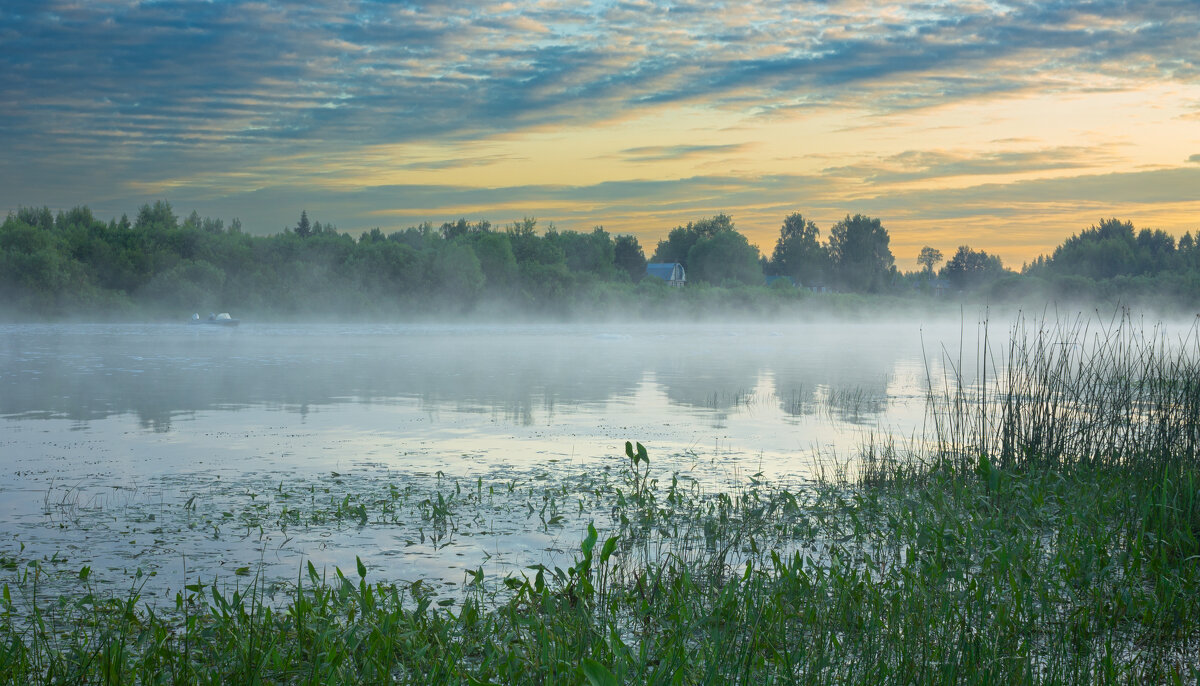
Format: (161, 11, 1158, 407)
(191, 312, 240, 327)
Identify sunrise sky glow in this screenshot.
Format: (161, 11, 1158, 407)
(2, 0, 1198, 267)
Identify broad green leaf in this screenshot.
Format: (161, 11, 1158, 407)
(581, 658, 619, 686)
(599, 536, 619, 564)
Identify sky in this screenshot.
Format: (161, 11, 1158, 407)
(1, 0, 1198, 268)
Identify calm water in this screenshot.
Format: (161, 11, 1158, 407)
(0, 320, 973, 601)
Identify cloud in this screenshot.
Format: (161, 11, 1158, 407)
(852, 167, 1200, 221)
(824, 146, 1117, 184)
(396, 155, 526, 172)
(617, 144, 750, 163)
(2, 0, 1198, 260)
(4, 0, 1196, 155)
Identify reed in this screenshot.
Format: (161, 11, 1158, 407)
(924, 310, 1200, 475)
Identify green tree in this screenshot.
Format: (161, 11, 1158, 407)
(613, 234, 647, 282)
(687, 230, 762, 286)
(439, 218, 491, 242)
(0, 214, 93, 311)
(140, 259, 227, 310)
(505, 217, 565, 267)
(134, 201, 177, 232)
(16, 206, 54, 232)
(1031, 218, 1166, 280)
(770, 212, 828, 287)
(940, 245, 1006, 290)
(651, 213, 736, 269)
(650, 226, 696, 267)
(689, 213, 735, 238)
(549, 227, 617, 277)
(348, 239, 420, 295)
(917, 246, 943, 275)
(827, 214, 895, 292)
(295, 210, 312, 238)
(470, 231, 519, 292)
(428, 242, 484, 304)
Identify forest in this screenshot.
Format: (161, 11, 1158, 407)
(1, 201, 1197, 318)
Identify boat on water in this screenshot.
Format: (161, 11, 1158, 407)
(191, 312, 240, 327)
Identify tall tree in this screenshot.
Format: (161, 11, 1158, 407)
(917, 246, 943, 275)
(440, 218, 470, 241)
(689, 213, 735, 238)
(940, 245, 1006, 289)
(295, 210, 312, 238)
(470, 231, 519, 291)
(550, 226, 617, 276)
(652, 213, 736, 269)
(827, 214, 895, 292)
(687, 229, 762, 286)
(1030, 218, 1180, 280)
(770, 212, 828, 286)
(429, 242, 484, 303)
(613, 234, 647, 282)
(134, 201, 177, 231)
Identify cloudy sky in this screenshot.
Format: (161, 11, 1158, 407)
(2, 0, 1198, 267)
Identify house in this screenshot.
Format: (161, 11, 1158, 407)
(929, 278, 951, 297)
(646, 262, 686, 287)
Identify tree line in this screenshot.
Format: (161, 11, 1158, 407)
(1, 201, 1196, 317)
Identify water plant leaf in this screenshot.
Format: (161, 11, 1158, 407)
(356, 556, 367, 579)
(599, 536, 619, 565)
(307, 560, 319, 586)
(580, 658, 619, 686)
(582, 522, 599, 560)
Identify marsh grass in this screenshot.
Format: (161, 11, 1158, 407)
(2, 314, 1200, 683)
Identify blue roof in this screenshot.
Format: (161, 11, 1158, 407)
(646, 262, 685, 281)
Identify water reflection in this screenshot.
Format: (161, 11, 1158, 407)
(1, 323, 916, 430)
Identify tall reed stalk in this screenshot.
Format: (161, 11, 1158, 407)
(926, 310, 1200, 474)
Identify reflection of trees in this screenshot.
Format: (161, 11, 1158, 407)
(770, 333, 898, 422)
(652, 345, 761, 414)
(1, 323, 920, 429)
(649, 328, 901, 422)
(0, 326, 651, 429)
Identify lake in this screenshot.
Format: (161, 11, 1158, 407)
(0, 319, 983, 602)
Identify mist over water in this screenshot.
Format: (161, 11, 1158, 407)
(0, 316, 1037, 598)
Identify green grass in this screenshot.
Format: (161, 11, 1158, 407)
(3, 315, 1200, 683)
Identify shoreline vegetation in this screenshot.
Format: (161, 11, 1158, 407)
(4, 203, 1200, 321)
(2, 316, 1199, 683)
